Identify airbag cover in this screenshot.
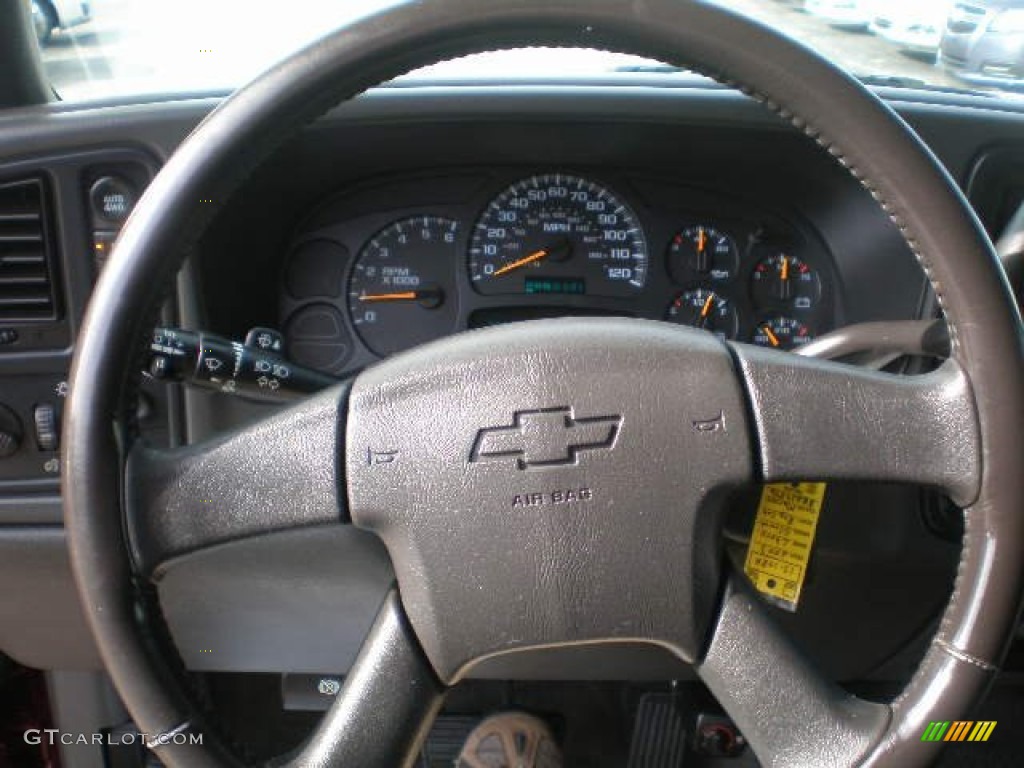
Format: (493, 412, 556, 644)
(347, 318, 752, 682)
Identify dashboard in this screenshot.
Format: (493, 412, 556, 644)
(1, 81, 1023, 686)
(280, 169, 837, 375)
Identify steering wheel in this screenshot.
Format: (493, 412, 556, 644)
(62, 1, 1024, 766)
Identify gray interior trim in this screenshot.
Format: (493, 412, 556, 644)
(155, 526, 393, 674)
(125, 383, 350, 575)
(795, 320, 949, 365)
(46, 671, 128, 768)
(0, 493, 62, 525)
(698, 581, 890, 768)
(732, 349, 981, 506)
(148, 591, 446, 768)
(0, 527, 99, 668)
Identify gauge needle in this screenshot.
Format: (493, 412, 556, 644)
(696, 227, 710, 272)
(779, 255, 790, 282)
(358, 291, 419, 302)
(699, 293, 715, 327)
(358, 287, 444, 308)
(761, 325, 781, 348)
(492, 247, 551, 277)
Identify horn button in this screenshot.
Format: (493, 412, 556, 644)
(347, 318, 753, 682)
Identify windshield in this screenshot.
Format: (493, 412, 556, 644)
(31, 0, 1024, 102)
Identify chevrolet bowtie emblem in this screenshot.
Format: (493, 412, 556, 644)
(470, 407, 622, 470)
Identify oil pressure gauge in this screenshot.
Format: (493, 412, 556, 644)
(668, 225, 739, 284)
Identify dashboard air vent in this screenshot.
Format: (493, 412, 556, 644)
(0, 178, 58, 321)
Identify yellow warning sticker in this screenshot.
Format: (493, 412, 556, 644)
(743, 483, 827, 612)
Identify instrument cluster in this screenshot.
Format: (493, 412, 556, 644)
(279, 171, 838, 375)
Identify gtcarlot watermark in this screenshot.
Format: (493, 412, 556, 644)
(24, 729, 203, 746)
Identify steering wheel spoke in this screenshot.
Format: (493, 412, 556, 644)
(125, 383, 351, 576)
(279, 591, 445, 768)
(731, 344, 981, 506)
(697, 576, 890, 768)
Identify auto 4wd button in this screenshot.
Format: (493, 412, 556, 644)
(89, 176, 138, 224)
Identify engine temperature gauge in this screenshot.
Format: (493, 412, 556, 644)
(668, 225, 739, 284)
(666, 289, 738, 341)
(751, 252, 820, 308)
(752, 317, 815, 351)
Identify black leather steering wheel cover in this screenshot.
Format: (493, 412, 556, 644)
(62, 1, 1024, 766)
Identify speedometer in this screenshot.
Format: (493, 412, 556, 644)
(468, 174, 648, 297)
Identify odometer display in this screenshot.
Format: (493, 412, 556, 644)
(524, 276, 586, 295)
(468, 174, 648, 297)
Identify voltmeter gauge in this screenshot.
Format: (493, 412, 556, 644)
(668, 225, 739, 284)
(751, 252, 820, 309)
(752, 317, 815, 351)
(665, 289, 738, 341)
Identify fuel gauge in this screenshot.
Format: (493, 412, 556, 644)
(666, 289, 738, 341)
(668, 225, 739, 284)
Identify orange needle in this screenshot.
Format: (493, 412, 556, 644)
(700, 293, 715, 319)
(358, 291, 419, 302)
(780, 255, 790, 282)
(492, 248, 549, 277)
(697, 227, 707, 254)
(762, 325, 781, 347)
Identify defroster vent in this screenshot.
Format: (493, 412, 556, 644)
(0, 178, 59, 322)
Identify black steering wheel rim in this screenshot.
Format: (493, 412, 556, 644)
(63, 1, 1024, 766)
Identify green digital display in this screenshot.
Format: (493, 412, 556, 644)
(524, 277, 586, 295)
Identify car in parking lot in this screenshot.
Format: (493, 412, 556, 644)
(940, 0, 1024, 85)
(31, 0, 92, 44)
(804, 0, 879, 29)
(870, 1, 955, 55)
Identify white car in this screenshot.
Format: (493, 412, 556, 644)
(804, 0, 876, 28)
(31, 0, 91, 44)
(870, 0, 954, 54)
(804, 0, 879, 29)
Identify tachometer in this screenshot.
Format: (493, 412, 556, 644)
(468, 174, 648, 297)
(348, 216, 459, 357)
